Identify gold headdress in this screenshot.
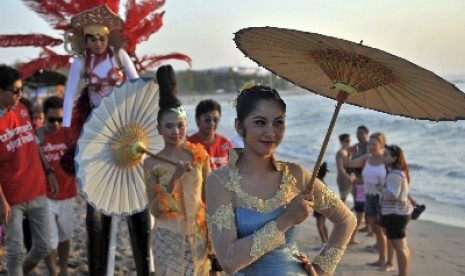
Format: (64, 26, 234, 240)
(66, 5, 125, 54)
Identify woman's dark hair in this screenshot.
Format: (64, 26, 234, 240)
(43, 96, 63, 115)
(156, 65, 182, 122)
(195, 99, 221, 119)
(235, 84, 286, 124)
(385, 144, 410, 183)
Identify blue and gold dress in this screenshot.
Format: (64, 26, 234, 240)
(206, 151, 356, 275)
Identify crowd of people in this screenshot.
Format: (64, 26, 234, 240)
(0, 62, 356, 276)
(0, 63, 418, 276)
(0, 4, 418, 276)
(333, 126, 416, 276)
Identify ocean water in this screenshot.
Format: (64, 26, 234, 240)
(184, 83, 465, 228)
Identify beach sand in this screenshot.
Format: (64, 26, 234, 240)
(297, 216, 465, 276)
(1, 193, 464, 275)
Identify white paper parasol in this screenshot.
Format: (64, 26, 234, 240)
(75, 78, 165, 216)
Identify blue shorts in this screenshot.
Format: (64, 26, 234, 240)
(364, 194, 380, 215)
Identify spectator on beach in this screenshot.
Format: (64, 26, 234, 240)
(144, 65, 211, 275)
(0, 65, 58, 275)
(36, 96, 77, 276)
(346, 132, 388, 267)
(378, 145, 414, 275)
(19, 98, 34, 122)
(186, 100, 232, 274)
(348, 125, 370, 234)
(335, 133, 354, 202)
(20, 97, 45, 131)
(205, 83, 356, 275)
(187, 99, 233, 170)
(349, 174, 365, 245)
(336, 132, 361, 244)
(32, 106, 45, 130)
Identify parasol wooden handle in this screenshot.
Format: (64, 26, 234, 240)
(140, 148, 177, 165)
(305, 91, 348, 196)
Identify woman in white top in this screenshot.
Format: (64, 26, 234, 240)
(346, 132, 388, 268)
(379, 145, 414, 276)
(61, 5, 139, 175)
(60, 6, 149, 275)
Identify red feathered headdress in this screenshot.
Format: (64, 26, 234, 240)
(0, 0, 191, 79)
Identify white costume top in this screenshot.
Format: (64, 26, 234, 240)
(63, 48, 139, 127)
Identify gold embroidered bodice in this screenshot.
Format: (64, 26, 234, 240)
(206, 150, 357, 275)
(144, 142, 211, 276)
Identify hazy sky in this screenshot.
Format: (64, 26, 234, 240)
(1, 0, 464, 77)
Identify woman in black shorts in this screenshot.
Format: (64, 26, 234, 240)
(379, 145, 414, 276)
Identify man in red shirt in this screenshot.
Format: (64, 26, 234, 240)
(0, 65, 57, 274)
(187, 99, 233, 170)
(37, 96, 77, 276)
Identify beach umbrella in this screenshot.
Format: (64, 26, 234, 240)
(75, 77, 174, 216)
(24, 69, 67, 89)
(234, 26, 465, 194)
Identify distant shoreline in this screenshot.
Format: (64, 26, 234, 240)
(179, 87, 308, 106)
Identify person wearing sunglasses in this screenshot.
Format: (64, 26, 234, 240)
(187, 99, 233, 170)
(186, 99, 233, 274)
(35, 96, 77, 276)
(0, 82, 22, 115)
(0, 65, 58, 275)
